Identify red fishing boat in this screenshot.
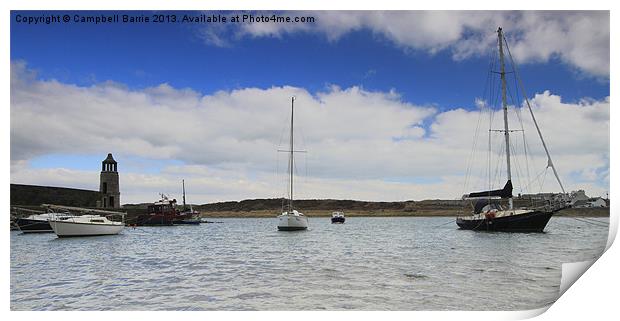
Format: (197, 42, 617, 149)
(136, 194, 194, 226)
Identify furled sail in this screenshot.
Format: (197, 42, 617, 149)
(466, 180, 513, 199)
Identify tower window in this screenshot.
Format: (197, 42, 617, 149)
(103, 182, 107, 194)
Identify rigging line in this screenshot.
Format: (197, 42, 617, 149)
(505, 78, 518, 108)
(491, 135, 505, 188)
(503, 35, 565, 193)
(514, 106, 533, 192)
(570, 217, 609, 227)
(521, 165, 548, 191)
(432, 218, 457, 228)
(509, 138, 523, 194)
(464, 51, 495, 195)
(539, 168, 548, 194)
(487, 100, 499, 191)
(576, 216, 610, 224)
(462, 99, 486, 195)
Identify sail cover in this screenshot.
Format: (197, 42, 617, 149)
(473, 199, 501, 214)
(467, 180, 513, 199)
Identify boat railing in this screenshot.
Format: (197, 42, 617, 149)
(41, 204, 126, 224)
(527, 198, 568, 213)
(11, 207, 46, 218)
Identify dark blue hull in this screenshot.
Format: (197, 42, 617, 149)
(173, 219, 201, 225)
(331, 217, 345, 224)
(456, 210, 554, 232)
(16, 218, 53, 233)
(277, 226, 307, 231)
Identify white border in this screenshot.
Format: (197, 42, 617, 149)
(3, 1, 616, 321)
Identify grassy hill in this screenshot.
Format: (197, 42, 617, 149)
(12, 184, 608, 218)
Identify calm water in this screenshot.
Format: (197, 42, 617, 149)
(10, 216, 608, 310)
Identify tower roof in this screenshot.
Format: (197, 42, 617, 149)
(102, 153, 117, 164)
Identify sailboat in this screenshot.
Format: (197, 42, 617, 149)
(44, 204, 125, 237)
(277, 97, 309, 231)
(456, 27, 568, 232)
(174, 179, 201, 225)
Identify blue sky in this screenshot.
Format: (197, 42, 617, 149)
(11, 11, 608, 109)
(10, 11, 610, 202)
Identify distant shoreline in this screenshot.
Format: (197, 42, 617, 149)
(198, 207, 609, 218)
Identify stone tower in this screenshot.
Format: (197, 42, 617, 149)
(100, 153, 120, 208)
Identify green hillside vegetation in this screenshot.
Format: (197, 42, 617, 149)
(11, 184, 609, 218)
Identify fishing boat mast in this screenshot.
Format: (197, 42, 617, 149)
(182, 179, 186, 210)
(498, 27, 514, 210)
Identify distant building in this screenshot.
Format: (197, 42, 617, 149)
(99, 153, 120, 208)
(569, 190, 589, 203)
(572, 197, 607, 208)
(520, 192, 570, 204)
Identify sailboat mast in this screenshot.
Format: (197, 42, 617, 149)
(498, 27, 513, 210)
(289, 96, 295, 212)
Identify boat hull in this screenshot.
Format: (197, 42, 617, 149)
(277, 214, 308, 231)
(16, 218, 54, 233)
(331, 217, 345, 224)
(173, 219, 201, 225)
(135, 214, 174, 226)
(456, 210, 553, 232)
(50, 220, 124, 237)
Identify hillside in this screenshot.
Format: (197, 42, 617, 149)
(11, 184, 609, 218)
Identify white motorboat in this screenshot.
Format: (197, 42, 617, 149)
(331, 211, 345, 224)
(277, 97, 309, 231)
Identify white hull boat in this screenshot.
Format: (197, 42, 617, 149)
(49, 214, 124, 237)
(277, 97, 309, 231)
(277, 210, 308, 231)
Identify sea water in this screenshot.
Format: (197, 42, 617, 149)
(10, 216, 608, 310)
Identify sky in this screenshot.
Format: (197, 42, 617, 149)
(9, 10, 610, 204)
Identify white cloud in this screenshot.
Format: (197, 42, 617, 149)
(210, 11, 609, 78)
(10, 62, 610, 203)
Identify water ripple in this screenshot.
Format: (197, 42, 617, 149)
(11, 217, 607, 310)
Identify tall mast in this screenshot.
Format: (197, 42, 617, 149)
(289, 96, 295, 212)
(182, 179, 186, 209)
(498, 27, 513, 210)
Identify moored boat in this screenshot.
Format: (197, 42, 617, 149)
(41, 204, 126, 237)
(331, 211, 345, 224)
(277, 97, 309, 231)
(16, 213, 57, 233)
(13, 207, 72, 233)
(277, 210, 308, 231)
(136, 195, 178, 226)
(174, 179, 201, 225)
(456, 28, 568, 232)
(49, 214, 124, 237)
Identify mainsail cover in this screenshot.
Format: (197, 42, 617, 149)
(467, 180, 513, 199)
